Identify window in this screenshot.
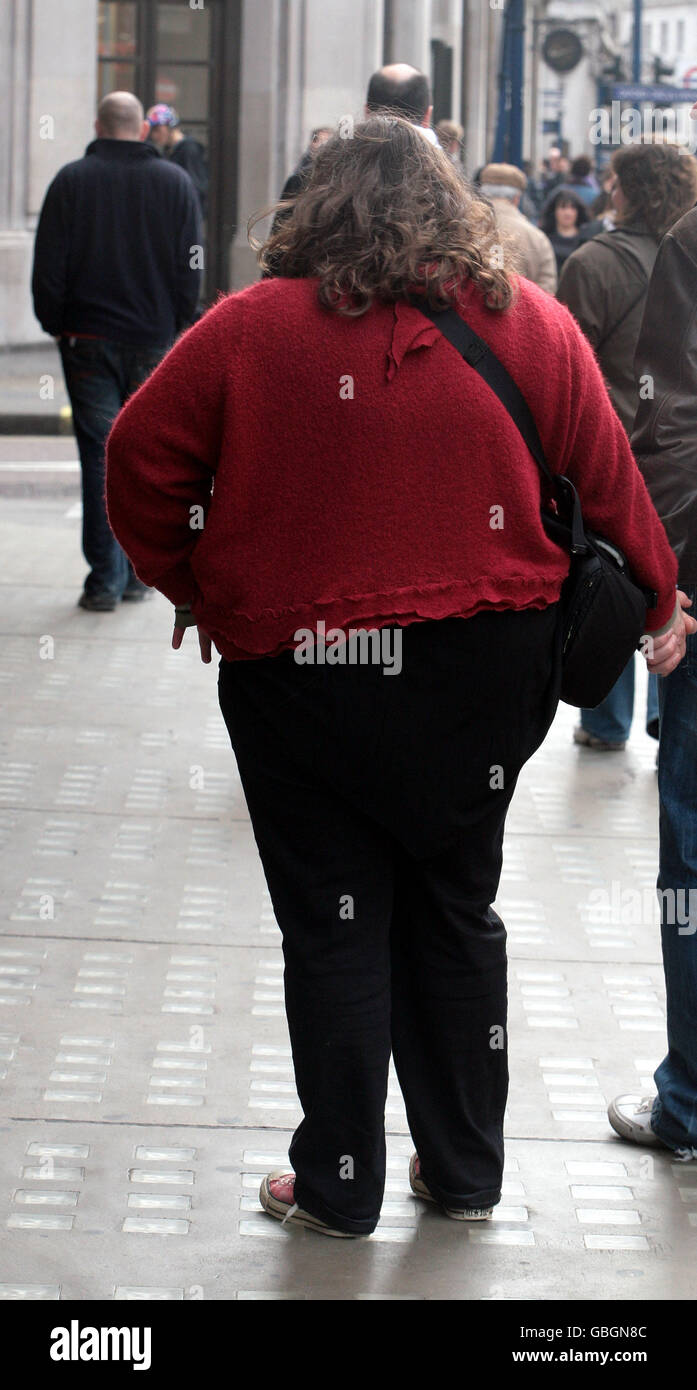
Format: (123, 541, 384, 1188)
(677, 19, 685, 52)
(98, 1, 139, 103)
(96, 1, 241, 298)
(156, 4, 211, 62)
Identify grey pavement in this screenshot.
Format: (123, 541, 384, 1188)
(1, 455, 695, 1301)
(0, 435, 79, 496)
(0, 345, 71, 434)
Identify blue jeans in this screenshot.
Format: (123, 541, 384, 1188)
(581, 658, 658, 742)
(652, 583, 697, 1155)
(60, 337, 170, 598)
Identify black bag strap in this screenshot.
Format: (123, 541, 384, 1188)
(410, 299, 588, 554)
(594, 282, 647, 355)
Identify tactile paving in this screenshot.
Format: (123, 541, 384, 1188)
(0, 498, 689, 1299)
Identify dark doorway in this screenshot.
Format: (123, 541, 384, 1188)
(431, 38, 454, 126)
(97, 0, 241, 300)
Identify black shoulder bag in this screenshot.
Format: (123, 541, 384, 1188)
(411, 301, 658, 709)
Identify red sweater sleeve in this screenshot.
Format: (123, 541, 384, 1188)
(537, 298, 678, 630)
(105, 298, 231, 606)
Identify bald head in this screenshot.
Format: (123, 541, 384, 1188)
(366, 64, 432, 124)
(96, 92, 146, 140)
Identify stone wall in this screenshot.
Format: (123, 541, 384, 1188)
(1, 0, 97, 346)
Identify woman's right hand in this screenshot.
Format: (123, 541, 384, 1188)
(644, 590, 697, 676)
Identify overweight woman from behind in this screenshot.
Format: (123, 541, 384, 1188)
(106, 118, 689, 1238)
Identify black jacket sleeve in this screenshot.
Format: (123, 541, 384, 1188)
(172, 141, 208, 216)
(31, 170, 71, 337)
(174, 178, 204, 331)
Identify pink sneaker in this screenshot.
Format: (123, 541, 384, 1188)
(259, 1171, 362, 1238)
(409, 1154, 493, 1221)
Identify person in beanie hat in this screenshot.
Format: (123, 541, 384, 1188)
(479, 163, 557, 294)
(147, 103, 208, 216)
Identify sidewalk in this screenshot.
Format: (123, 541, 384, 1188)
(0, 345, 72, 435)
(1, 487, 695, 1300)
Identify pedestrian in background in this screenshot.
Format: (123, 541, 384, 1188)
(435, 118, 464, 165)
(147, 103, 209, 217)
(579, 165, 616, 242)
(32, 92, 202, 612)
(268, 62, 438, 269)
(539, 190, 589, 276)
(365, 63, 439, 143)
(271, 126, 333, 234)
(560, 154, 599, 208)
(518, 158, 545, 222)
(277, 126, 334, 203)
(105, 117, 682, 1239)
(610, 199, 697, 1159)
(540, 146, 571, 200)
(558, 142, 697, 751)
(478, 162, 557, 293)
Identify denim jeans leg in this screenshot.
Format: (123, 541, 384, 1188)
(646, 673, 659, 733)
(60, 338, 129, 598)
(581, 656, 635, 743)
(652, 584, 697, 1154)
(122, 343, 171, 399)
(120, 343, 171, 589)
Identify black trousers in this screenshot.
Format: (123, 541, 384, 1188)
(218, 608, 561, 1234)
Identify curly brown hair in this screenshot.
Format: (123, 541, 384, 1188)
(251, 116, 515, 316)
(612, 142, 697, 239)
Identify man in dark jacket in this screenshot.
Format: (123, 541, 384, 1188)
(32, 91, 202, 610)
(608, 203, 697, 1161)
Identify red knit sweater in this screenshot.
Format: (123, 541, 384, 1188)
(105, 274, 678, 660)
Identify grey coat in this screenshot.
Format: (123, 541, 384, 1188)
(557, 222, 659, 434)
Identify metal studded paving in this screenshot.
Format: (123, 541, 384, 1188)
(1, 486, 696, 1300)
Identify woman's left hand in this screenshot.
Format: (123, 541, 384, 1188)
(172, 622, 212, 664)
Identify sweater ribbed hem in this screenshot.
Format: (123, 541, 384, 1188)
(193, 576, 566, 661)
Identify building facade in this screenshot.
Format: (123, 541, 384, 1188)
(619, 0, 697, 86)
(2, 0, 511, 347)
(535, 1, 625, 166)
(4, 0, 695, 349)
(533, 0, 697, 169)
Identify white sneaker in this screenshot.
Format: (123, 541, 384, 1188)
(607, 1094, 665, 1147)
(408, 1153, 493, 1220)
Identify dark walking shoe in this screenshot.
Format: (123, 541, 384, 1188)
(258, 1171, 362, 1238)
(573, 726, 626, 752)
(408, 1154, 493, 1221)
(78, 590, 118, 612)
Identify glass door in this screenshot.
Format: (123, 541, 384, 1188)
(98, 2, 139, 97)
(98, 0, 240, 300)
